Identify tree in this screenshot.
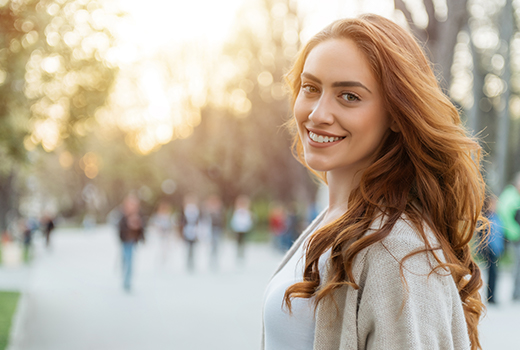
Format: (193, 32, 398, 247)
(396, 0, 520, 191)
(182, 0, 316, 207)
(394, 0, 469, 92)
(0, 0, 117, 230)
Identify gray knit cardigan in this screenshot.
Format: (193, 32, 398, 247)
(262, 210, 471, 350)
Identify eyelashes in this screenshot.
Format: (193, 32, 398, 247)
(340, 92, 360, 102)
(301, 84, 319, 94)
(301, 84, 361, 103)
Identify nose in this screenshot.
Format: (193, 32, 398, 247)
(308, 95, 335, 125)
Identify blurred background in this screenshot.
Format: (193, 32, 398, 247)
(0, 0, 520, 349)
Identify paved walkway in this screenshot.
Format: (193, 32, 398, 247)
(1, 225, 519, 349)
(2, 225, 283, 350)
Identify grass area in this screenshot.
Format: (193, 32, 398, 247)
(222, 228, 271, 243)
(246, 228, 271, 243)
(0, 291, 20, 350)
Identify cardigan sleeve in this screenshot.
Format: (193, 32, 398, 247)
(355, 235, 471, 350)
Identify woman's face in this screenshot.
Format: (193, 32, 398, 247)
(294, 38, 395, 176)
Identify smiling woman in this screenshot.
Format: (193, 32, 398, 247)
(262, 13, 486, 350)
(294, 38, 398, 177)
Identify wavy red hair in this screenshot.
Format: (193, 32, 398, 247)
(284, 14, 485, 350)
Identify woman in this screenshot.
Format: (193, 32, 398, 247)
(263, 14, 485, 350)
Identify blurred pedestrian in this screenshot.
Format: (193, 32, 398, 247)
(82, 213, 96, 231)
(21, 219, 33, 263)
(283, 203, 301, 250)
(263, 15, 486, 349)
(118, 194, 145, 291)
(497, 171, 520, 300)
(306, 202, 319, 226)
(152, 200, 174, 266)
(268, 202, 287, 251)
(181, 194, 200, 272)
(480, 196, 505, 304)
(231, 195, 253, 262)
(41, 214, 55, 248)
(268, 204, 287, 251)
(204, 195, 225, 269)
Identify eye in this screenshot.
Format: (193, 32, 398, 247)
(340, 92, 360, 102)
(302, 84, 319, 94)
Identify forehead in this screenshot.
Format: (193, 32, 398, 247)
(303, 38, 377, 87)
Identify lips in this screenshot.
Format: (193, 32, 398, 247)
(308, 130, 345, 144)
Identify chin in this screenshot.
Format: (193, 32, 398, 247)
(304, 157, 332, 173)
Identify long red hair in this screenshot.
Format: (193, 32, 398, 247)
(284, 14, 485, 350)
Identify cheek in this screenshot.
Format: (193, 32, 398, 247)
(293, 101, 305, 124)
(293, 109, 307, 138)
(293, 93, 308, 123)
(361, 105, 389, 133)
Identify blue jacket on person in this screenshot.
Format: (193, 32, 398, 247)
(485, 213, 505, 257)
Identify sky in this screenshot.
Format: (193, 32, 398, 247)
(114, 0, 396, 51)
(98, 0, 400, 153)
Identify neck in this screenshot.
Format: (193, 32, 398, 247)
(321, 169, 363, 227)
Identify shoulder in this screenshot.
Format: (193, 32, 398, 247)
(360, 216, 448, 282)
(368, 215, 438, 255)
(353, 217, 470, 350)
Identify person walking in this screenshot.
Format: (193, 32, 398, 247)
(268, 204, 287, 251)
(152, 200, 174, 266)
(21, 219, 33, 263)
(42, 215, 55, 248)
(497, 172, 520, 300)
(204, 195, 225, 269)
(263, 14, 486, 350)
(481, 196, 505, 304)
(230, 195, 253, 263)
(181, 194, 200, 272)
(118, 194, 145, 292)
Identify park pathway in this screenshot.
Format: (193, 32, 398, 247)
(2, 225, 520, 349)
(6, 225, 282, 350)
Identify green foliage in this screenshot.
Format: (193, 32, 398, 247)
(0, 0, 319, 224)
(0, 291, 20, 350)
(0, 0, 118, 226)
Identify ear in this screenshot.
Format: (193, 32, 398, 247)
(390, 119, 400, 133)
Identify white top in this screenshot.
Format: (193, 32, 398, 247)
(230, 208, 253, 232)
(263, 231, 330, 350)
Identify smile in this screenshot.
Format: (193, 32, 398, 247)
(308, 131, 345, 143)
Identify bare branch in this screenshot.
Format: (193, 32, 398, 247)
(424, 0, 438, 43)
(394, 0, 427, 44)
(394, 0, 414, 28)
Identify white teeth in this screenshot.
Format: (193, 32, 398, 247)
(309, 131, 344, 143)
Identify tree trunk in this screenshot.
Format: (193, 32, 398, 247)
(468, 27, 485, 137)
(433, 0, 468, 93)
(495, 0, 514, 192)
(394, 0, 468, 93)
(0, 170, 16, 233)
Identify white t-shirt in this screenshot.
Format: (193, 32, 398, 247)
(263, 232, 330, 350)
(230, 208, 253, 233)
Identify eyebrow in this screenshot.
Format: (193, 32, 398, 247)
(301, 72, 372, 94)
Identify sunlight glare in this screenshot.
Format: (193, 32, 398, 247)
(115, 0, 245, 51)
(98, 0, 399, 154)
